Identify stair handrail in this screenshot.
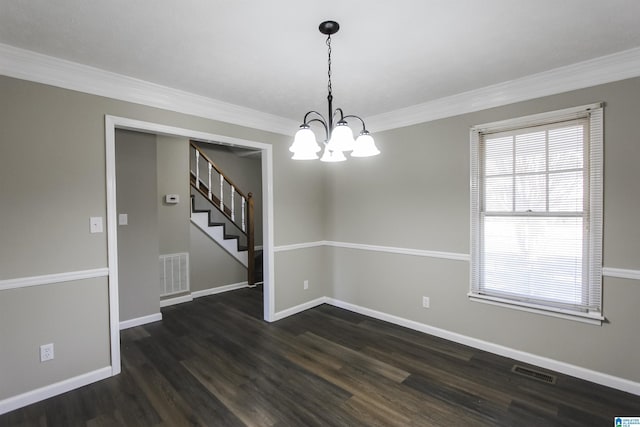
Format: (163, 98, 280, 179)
(189, 141, 256, 286)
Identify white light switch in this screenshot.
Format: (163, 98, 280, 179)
(90, 216, 103, 233)
(118, 214, 128, 225)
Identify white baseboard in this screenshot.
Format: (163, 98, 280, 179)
(159, 282, 250, 308)
(160, 294, 193, 307)
(324, 298, 640, 397)
(119, 312, 162, 330)
(0, 366, 112, 415)
(273, 297, 328, 321)
(191, 281, 248, 299)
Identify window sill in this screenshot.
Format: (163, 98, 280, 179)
(468, 293, 604, 325)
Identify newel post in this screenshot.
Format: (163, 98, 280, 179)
(247, 193, 255, 286)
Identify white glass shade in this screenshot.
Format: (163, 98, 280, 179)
(290, 126, 321, 160)
(320, 147, 347, 162)
(326, 122, 355, 152)
(351, 132, 380, 157)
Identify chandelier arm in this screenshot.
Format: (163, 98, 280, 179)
(303, 110, 326, 125)
(332, 107, 346, 124)
(342, 114, 368, 132)
(305, 118, 330, 142)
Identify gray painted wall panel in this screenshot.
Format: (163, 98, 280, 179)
(189, 223, 247, 292)
(0, 278, 110, 399)
(115, 130, 160, 322)
(157, 136, 190, 255)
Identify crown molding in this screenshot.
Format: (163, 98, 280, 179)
(0, 43, 299, 136)
(3, 42, 640, 135)
(368, 47, 640, 132)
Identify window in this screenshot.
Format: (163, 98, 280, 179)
(470, 104, 603, 323)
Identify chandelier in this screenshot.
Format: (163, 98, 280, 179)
(289, 21, 380, 162)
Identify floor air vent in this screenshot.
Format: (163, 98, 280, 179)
(511, 365, 557, 384)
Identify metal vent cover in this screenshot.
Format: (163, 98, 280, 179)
(159, 252, 190, 297)
(511, 365, 557, 384)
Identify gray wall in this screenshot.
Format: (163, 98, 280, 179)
(326, 77, 640, 383)
(157, 136, 190, 255)
(189, 223, 247, 291)
(0, 278, 109, 400)
(0, 75, 324, 403)
(116, 129, 160, 322)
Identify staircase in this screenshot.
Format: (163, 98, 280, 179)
(190, 195, 249, 265)
(189, 142, 260, 286)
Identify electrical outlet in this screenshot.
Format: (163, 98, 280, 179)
(40, 343, 54, 362)
(303, 280, 309, 290)
(422, 296, 430, 308)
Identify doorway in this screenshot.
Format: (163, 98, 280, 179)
(105, 115, 275, 376)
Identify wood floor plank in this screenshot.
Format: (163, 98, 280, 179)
(296, 331, 410, 383)
(135, 338, 245, 426)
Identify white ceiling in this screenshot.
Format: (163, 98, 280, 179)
(2, 0, 640, 123)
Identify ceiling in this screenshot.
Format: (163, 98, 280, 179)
(2, 0, 640, 124)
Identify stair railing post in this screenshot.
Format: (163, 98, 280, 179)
(219, 174, 224, 211)
(247, 192, 255, 286)
(241, 198, 246, 232)
(230, 186, 235, 222)
(207, 163, 212, 200)
(195, 150, 200, 190)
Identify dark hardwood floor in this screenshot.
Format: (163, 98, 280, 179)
(2, 287, 639, 426)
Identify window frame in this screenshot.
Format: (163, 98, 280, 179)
(470, 103, 604, 324)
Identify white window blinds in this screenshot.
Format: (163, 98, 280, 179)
(470, 104, 603, 321)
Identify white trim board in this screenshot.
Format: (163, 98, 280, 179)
(160, 281, 250, 308)
(0, 43, 297, 136)
(191, 281, 248, 299)
(275, 240, 640, 280)
(119, 313, 162, 330)
(274, 240, 469, 261)
(325, 241, 470, 261)
(602, 267, 640, 281)
(368, 47, 640, 132)
(273, 297, 328, 321)
(0, 268, 109, 291)
(274, 241, 326, 252)
(3, 43, 640, 136)
(0, 366, 112, 416)
(160, 294, 193, 308)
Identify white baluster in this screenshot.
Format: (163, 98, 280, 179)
(241, 198, 246, 232)
(195, 150, 200, 189)
(219, 175, 224, 210)
(231, 186, 235, 221)
(207, 163, 212, 200)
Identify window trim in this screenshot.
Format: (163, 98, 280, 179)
(470, 103, 604, 324)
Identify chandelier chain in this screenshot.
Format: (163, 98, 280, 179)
(326, 35, 332, 97)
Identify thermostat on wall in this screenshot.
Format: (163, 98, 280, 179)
(165, 194, 179, 204)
